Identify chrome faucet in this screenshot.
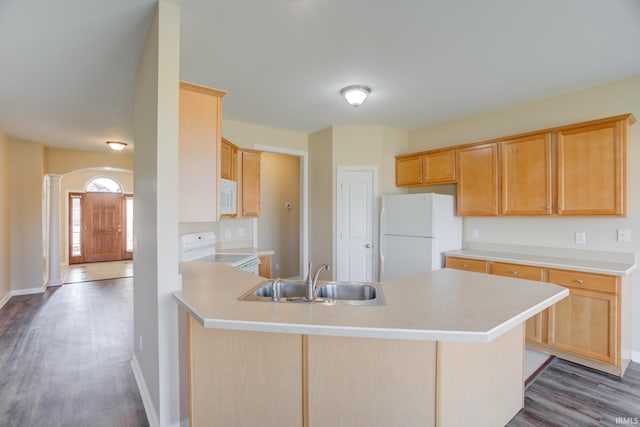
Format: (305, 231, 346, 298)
(271, 277, 283, 301)
(306, 262, 330, 300)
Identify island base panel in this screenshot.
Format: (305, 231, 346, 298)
(306, 335, 437, 427)
(188, 317, 303, 427)
(437, 325, 525, 427)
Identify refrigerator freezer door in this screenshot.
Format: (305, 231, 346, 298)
(381, 194, 434, 237)
(380, 235, 436, 281)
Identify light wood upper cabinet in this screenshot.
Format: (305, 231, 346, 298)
(395, 154, 423, 186)
(395, 150, 456, 187)
(239, 149, 261, 217)
(500, 133, 552, 216)
(220, 137, 237, 181)
(424, 150, 456, 184)
(456, 143, 498, 216)
(178, 82, 226, 222)
(557, 118, 630, 216)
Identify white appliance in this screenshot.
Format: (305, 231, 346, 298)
(380, 193, 462, 281)
(179, 232, 259, 275)
(220, 178, 237, 216)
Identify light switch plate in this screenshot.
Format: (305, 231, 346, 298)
(471, 228, 479, 239)
(575, 232, 586, 245)
(617, 228, 631, 242)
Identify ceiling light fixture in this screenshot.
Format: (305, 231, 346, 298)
(106, 141, 127, 151)
(340, 85, 371, 107)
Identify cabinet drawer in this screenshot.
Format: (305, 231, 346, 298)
(445, 257, 487, 273)
(548, 269, 618, 294)
(490, 262, 544, 281)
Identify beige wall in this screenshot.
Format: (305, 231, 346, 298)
(46, 147, 133, 175)
(60, 169, 134, 263)
(309, 127, 334, 279)
(223, 119, 308, 152)
(333, 125, 408, 197)
(258, 152, 300, 278)
(9, 139, 45, 291)
(0, 130, 10, 301)
(132, 1, 181, 425)
(309, 125, 408, 280)
(408, 74, 640, 355)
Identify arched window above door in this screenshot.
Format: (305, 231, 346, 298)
(86, 177, 122, 193)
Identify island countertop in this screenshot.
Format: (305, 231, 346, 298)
(173, 262, 568, 343)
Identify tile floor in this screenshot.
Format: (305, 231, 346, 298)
(63, 260, 133, 284)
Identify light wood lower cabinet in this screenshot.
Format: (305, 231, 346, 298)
(306, 335, 437, 427)
(489, 262, 546, 344)
(547, 269, 619, 366)
(188, 318, 302, 426)
(185, 316, 525, 427)
(445, 256, 488, 273)
(445, 255, 629, 375)
(258, 255, 272, 278)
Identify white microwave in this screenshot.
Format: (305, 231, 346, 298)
(220, 178, 237, 215)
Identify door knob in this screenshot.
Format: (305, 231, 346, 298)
(365, 243, 371, 248)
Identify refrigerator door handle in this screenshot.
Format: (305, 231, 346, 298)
(379, 205, 385, 275)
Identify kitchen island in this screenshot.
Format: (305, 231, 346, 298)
(174, 262, 568, 427)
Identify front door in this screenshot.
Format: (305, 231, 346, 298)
(83, 193, 123, 263)
(336, 167, 377, 282)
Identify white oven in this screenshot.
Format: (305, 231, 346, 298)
(180, 232, 259, 275)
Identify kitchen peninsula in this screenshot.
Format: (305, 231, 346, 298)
(173, 262, 568, 427)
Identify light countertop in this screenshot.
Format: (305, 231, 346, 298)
(445, 249, 635, 276)
(217, 247, 275, 256)
(173, 262, 568, 343)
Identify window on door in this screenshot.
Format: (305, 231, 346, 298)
(69, 177, 133, 264)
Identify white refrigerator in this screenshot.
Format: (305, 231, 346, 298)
(380, 193, 462, 281)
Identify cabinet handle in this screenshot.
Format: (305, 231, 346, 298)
(545, 205, 551, 210)
(576, 279, 583, 284)
(511, 271, 518, 276)
(463, 264, 468, 269)
(558, 205, 564, 210)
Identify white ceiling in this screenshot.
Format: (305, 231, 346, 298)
(1, 0, 640, 153)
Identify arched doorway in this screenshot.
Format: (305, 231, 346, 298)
(68, 175, 134, 264)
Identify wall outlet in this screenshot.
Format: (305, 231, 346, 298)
(275, 264, 280, 271)
(237, 228, 246, 237)
(575, 232, 586, 245)
(471, 228, 479, 239)
(617, 228, 632, 242)
(224, 228, 232, 238)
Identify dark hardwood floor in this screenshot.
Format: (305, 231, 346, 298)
(0, 278, 148, 427)
(509, 358, 640, 426)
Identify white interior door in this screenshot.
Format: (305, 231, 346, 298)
(337, 167, 377, 282)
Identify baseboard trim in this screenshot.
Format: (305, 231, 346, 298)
(0, 291, 11, 310)
(632, 351, 640, 364)
(11, 285, 47, 296)
(131, 354, 160, 427)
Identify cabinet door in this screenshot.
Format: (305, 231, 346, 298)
(500, 133, 552, 215)
(445, 257, 487, 273)
(457, 143, 498, 216)
(178, 82, 225, 222)
(188, 319, 303, 427)
(220, 138, 237, 180)
(395, 154, 423, 186)
(548, 288, 617, 365)
(240, 150, 261, 217)
(424, 149, 456, 184)
(259, 255, 272, 279)
(557, 120, 626, 215)
(490, 262, 546, 344)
